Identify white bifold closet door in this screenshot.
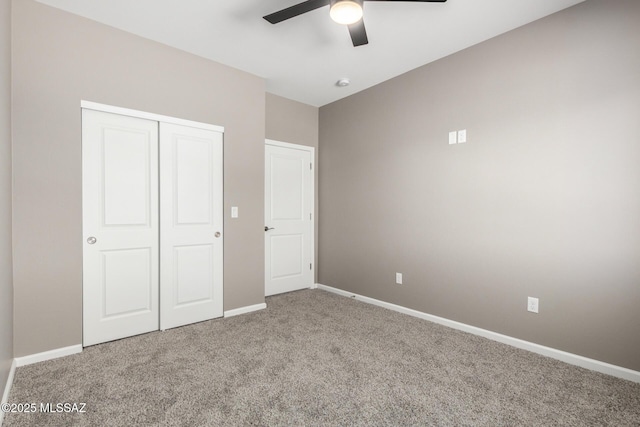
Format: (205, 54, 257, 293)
(82, 109, 223, 347)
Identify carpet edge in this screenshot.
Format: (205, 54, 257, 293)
(317, 284, 640, 384)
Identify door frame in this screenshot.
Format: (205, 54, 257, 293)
(264, 139, 316, 295)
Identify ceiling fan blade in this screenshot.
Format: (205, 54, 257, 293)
(348, 19, 369, 47)
(264, 0, 331, 24)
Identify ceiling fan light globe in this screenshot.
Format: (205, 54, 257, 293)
(330, 1, 363, 25)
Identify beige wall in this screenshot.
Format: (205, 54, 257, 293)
(265, 93, 319, 281)
(12, 0, 266, 357)
(319, 0, 640, 371)
(266, 93, 319, 150)
(0, 0, 13, 395)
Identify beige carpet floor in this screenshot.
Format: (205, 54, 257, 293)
(4, 289, 640, 426)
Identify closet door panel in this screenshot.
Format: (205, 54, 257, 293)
(175, 139, 212, 224)
(160, 123, 223, 330)
(82, 109, 160, 347)
(102, 248, 153, 316)
(174, 244, 214, 304)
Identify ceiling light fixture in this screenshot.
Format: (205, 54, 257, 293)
(330, 0, 363, 25)
(336, 78, 351, 87)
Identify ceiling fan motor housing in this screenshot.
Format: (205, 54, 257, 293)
(330, 0, 364, 25)
(330, 0, 364, 7)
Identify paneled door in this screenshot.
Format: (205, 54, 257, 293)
(82, 109, 160, 346)
(265, 141, 314, 296)
(160, 123, 223, 330)
(83, 103, 225, 346)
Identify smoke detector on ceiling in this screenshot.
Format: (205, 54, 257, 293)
(336, 78, 351, 87)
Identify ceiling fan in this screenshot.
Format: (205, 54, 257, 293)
(263, 0, 448, 47)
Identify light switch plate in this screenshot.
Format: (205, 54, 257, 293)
(231, 206, 238, 218)
(449, 131, 457, 145)
(458, 129, 467, 143)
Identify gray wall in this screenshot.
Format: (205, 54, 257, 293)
(265, 93, 319, 281)
(0, 0, 13, 396)
(12, 0, 265, 357)
(319, 0, 640, 371)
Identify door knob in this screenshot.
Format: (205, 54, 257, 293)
(215, 232, 221, 238)
(87, 237, 97, 245)
(265, 226, 275, 232)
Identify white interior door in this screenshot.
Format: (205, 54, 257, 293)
(82, 109, 159, 347)
(265, 141, 314, 296)
(160, 123, 224, 330)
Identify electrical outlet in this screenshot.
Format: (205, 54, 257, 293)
(457, 129, 467, 143)
(395, 273, 403, 285)
(527, 297, 539, 313)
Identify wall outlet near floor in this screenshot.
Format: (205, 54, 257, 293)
(395, 272, 403, 285)
(527, 297, 539, 313)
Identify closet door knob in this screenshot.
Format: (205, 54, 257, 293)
(87, 237, 97, 245)
(215, 232, 221, 238)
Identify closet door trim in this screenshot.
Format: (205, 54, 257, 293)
(81, 100, 224, 133)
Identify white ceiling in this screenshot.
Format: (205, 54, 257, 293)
(36, 0, 585, 107)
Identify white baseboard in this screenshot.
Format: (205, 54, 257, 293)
(310, 283, 319, 290)
(14, 344, 83, 368)
(1, 359, 16, 404)
(224, 303, 267, 318)
(317, 284, 640, 384)
(0, 359, 17, 425)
